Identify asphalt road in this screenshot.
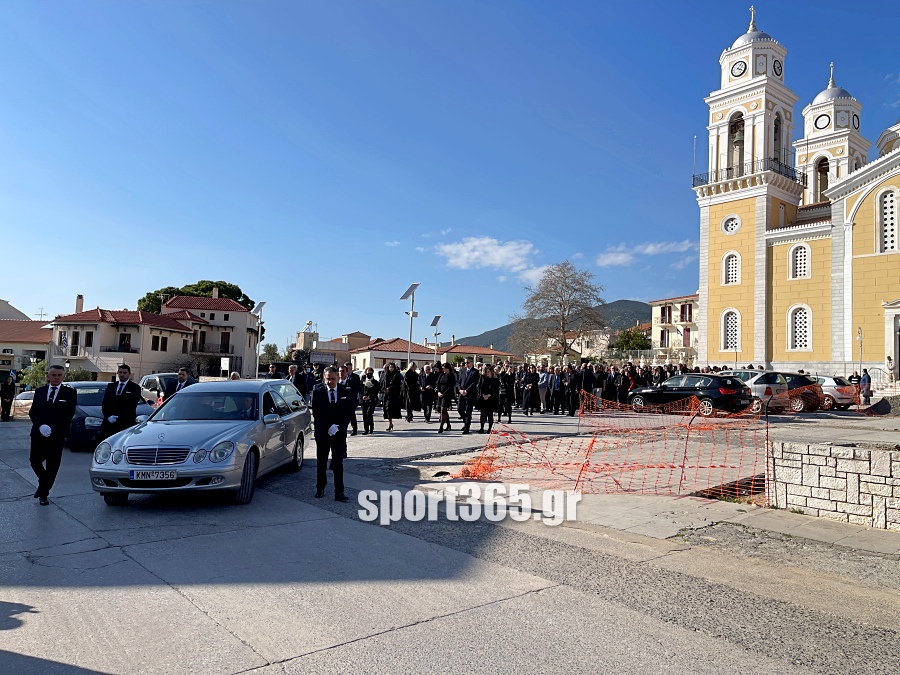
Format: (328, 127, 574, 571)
(1, 417, 899, 674)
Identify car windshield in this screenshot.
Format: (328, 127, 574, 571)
(729, 371, 753, 382)
(787, 374, 817, 386)
(831, 376, 852, 386)
(152, 391, 258, 421)
(718, 377, 743, 387)
(73, 386, 107, 406)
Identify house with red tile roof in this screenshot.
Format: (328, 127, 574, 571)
(47, 289, 260, 379)
(0, 320, 52, 376)
(350, 337, 436, 370)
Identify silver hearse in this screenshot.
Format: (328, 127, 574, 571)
(90, 380, 311, 506)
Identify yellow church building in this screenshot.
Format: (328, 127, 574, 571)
(693, 9, 900, 377)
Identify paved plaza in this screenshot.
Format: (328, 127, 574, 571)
(1, 412, 899, 673)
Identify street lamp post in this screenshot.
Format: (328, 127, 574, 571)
(400, 283, 420, 368)
(857, 326, 863, 375)
(431, 315, 441, 363)
(252, 301, 267, 379)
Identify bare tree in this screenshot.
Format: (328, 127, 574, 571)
(511, 261, 605, 363)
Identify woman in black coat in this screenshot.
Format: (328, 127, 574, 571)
(402, 363, 422, 422)
(421, 364, 439, 423)
(497, 365, 515, 424)
(476, 364, 500, 433)
(435, 363, 457, 433)
(381, 362, 403, 431)
(522, 365, 540, 415)
(1, 375, 15, 422)
(359, 367, 381, 434)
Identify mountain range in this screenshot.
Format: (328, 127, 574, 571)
(451, 299, 651, 352)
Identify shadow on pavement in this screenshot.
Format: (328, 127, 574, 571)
(0, 651, 111, 674)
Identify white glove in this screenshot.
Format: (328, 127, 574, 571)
(39, 425, 51, 437)
(108, 416, 118, 423)
(328, 424, 339, 436)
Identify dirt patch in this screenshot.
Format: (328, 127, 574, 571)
(680, 522, 900, 591)
(865, 395, 900, 416)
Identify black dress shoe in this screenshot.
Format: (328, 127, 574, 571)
(350, 430, 357, 436)
(335, 493, 349, 502)
(34, 491, 40, 499)
(39, 497, 50, 506)
(314, 490, 324, 499)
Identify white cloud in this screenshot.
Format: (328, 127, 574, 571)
(518, 266, 549, 285)
(596, 246, 635, 267)
(384, 241, 401, 247)
(671, 255, 698, 270)
(440, 228, 453, 235)
(634, 240, 697, 255)
(415, 246, 426, 253)
(571, 252, 584, 259)
(434, 235, 543, 282)
(497, 275, 507, 282)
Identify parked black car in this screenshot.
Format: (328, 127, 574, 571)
(66, 381, 155, 452)
(779, 373, 825, 412)
(628, 374, 752, 416)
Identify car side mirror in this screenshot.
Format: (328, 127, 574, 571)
(263, 413, 281, 424)
(291, 400, 301, 409)
(135, 415, 149, 424)
(659, 384, 666, 390)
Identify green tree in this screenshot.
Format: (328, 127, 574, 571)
(21, 360, 49, 390)
(65, 366, 96, 382)
(614, 327, 651, 351)
(260, 343, 280, 365)
(136, 280, 255, 314)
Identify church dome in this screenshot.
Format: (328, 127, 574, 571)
(731, 29, 774, 48)
(811, 65, 855, 104)
(730, 8, 775, 48)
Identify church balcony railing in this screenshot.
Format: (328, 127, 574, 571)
(692, 158, 807, 188)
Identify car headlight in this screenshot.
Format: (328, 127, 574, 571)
(208, 441, 234, 463)
(193, 449, 208, 463)
(94, 442, 112, 464)
(111, 450, 124, 464)
(85, 416, 103, 429)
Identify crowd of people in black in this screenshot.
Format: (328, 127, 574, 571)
(273, 358, 738, 436)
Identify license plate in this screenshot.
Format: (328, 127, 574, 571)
(129, 470, 177, 480)
(740, 399, 749, 404)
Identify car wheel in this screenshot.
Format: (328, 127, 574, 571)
(631, 395, 645, 412)
(103, 493, 128, 506)
(750, 398, 763, 414)
(287, 434, 304, 473)
(821, 395, 836, 411)
(233, 450, 258, 505)
(698, 398, 715, 417)
(789, 396, 806, 413)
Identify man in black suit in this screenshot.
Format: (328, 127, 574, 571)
(339, 363, 361, 436)
(163, 368, 192, 401)
(100, 364, 143, 439)
(286, 364, 308, 399)
(29, 365, 77, 505)
(310, 366, 353, 502)
(455, 358, 480, 434)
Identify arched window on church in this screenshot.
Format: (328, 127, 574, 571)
(723, 253, 740, 285)
(729, 113, 745, 177)
(881, 190, 897, 253)
(815, 158, 829, 202)
(789, 306, 811, 350)
(722, 311, 740, 351)
(789, 244, 810, 279)
(773, 113, 783, 164)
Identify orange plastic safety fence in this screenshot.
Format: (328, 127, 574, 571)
(455, 393, 769, 501)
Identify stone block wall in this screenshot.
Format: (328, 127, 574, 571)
(767, 442, 900, 531)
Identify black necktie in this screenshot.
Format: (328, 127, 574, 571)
(49, 387, 57, 403)
(330, 389, 336, 404)
(117, 383, 124, 396)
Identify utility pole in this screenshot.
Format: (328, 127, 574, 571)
(400, 283, 420, 368)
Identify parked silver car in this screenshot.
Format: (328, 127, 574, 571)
(814, 375, 857, 410)
(718, 370, 788, 413)
(90, 380, 311, 506)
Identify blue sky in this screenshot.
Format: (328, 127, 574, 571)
(2, 0, 899, 350)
